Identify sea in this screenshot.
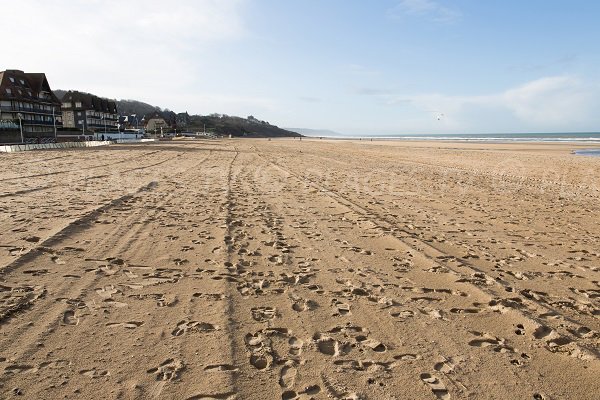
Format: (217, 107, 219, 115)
(301, 132, 600, 155)
(361, 132, 600, 143)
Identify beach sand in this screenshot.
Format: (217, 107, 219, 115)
(0, 139, 598, 399)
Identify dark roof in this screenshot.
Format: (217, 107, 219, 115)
(144, 111, 165, 120)
(0, 69, 61, 105)
(61, 90, 118, 113)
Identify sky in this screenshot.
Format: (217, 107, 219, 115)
(5, 0, 600, 135)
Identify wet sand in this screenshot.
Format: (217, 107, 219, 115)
(0, 139, 599, 399)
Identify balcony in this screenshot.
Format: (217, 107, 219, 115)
(0, 105, 61, 116)
(23, 120, 63, 126)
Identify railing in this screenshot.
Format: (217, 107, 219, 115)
(22, 120, 63, 126)
(0, 106, 61, 115)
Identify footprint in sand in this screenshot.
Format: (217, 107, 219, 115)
(313, 334, 347, 357)
(279, 363, 297, 388)
(62, 310, 79, 325)
(51, 256, 66, 265)
(282, 385, 321, 400)
(23, 269, 49, 276)
(321, 373, 359, 400)
(333, 359, 394, 372)
(394, 353, 421, 361)
(79, 368, 110, 378)
(391, 310, 415, 319)
(96, 285, 120, 299)
(106, 321, 144, 329)
(468, 332, 514, 353)
(449, 307, 482, 314)
(192, 292, 226, 301)
(204, 364, 238, 372)
(290, 296, 317, 312)
(251, 306, 277, 322)
(420, 373, 450, 399)
(532, 325, 553, 339)
(147, 358, 184, 381)
(4, 364, 35, 374)
(289, 337, 304, 357)
(24, 236, 41, 243)
(434, 358, 457, 374)
(171, 320, 219, 337)
(332, 299, 351, 316)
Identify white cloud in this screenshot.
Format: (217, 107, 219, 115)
(384, 76, 600, 132)
(388, 0, 462, 23)
(502, 76, 592, 125)
(4, 0, 247, 110)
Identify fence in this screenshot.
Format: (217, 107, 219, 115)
(0, 139, 157, 153)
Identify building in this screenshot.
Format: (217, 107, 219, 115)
(0, 69, 62, 142)
(176, 111, 190, 128)
(144, 111, 169, 133)
(61, 91, 118, 135)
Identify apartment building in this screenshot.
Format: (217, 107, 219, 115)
(0, 69, 62, 142)
(61, 91, 118, 134)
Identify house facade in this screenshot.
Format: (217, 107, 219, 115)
(61, 91, 118, 134)
(144, 111, 169, 133)
(0, 69, 62, 142)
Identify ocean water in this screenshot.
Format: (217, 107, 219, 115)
(364, 132, 600, 142)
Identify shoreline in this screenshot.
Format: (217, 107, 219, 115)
(296, 135, 600, 144)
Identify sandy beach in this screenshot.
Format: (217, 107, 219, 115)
(0, 139, 599, 399)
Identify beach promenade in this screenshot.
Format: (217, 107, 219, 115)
(0, 139, 598, 399)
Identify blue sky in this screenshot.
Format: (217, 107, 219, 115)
(6, 0, 600, 134)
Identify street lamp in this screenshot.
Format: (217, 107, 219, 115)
(17, 112, 24, 143)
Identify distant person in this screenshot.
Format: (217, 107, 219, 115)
(101, 134, 105, 141)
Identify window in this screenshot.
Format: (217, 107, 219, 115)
(9, 77, 15, 83)
(75, 102, 82, 108)
(19, 79, 25, 85)
(5, 88, 11, 94)
(63, 102, 72, 108)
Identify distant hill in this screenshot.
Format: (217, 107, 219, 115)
(116, 99, 162, 117)
(286, 128, 345, 137)
(190, 115, 301, 138)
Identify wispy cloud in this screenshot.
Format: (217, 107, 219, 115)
(502, 76, 592, 125)
(299, 96, 321, 103)
(506, 54, 578, 73)
(382, 76, 599, 131)
(388, 0, 462, 23)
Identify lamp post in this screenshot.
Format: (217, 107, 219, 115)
(17, 112, 24, 143)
